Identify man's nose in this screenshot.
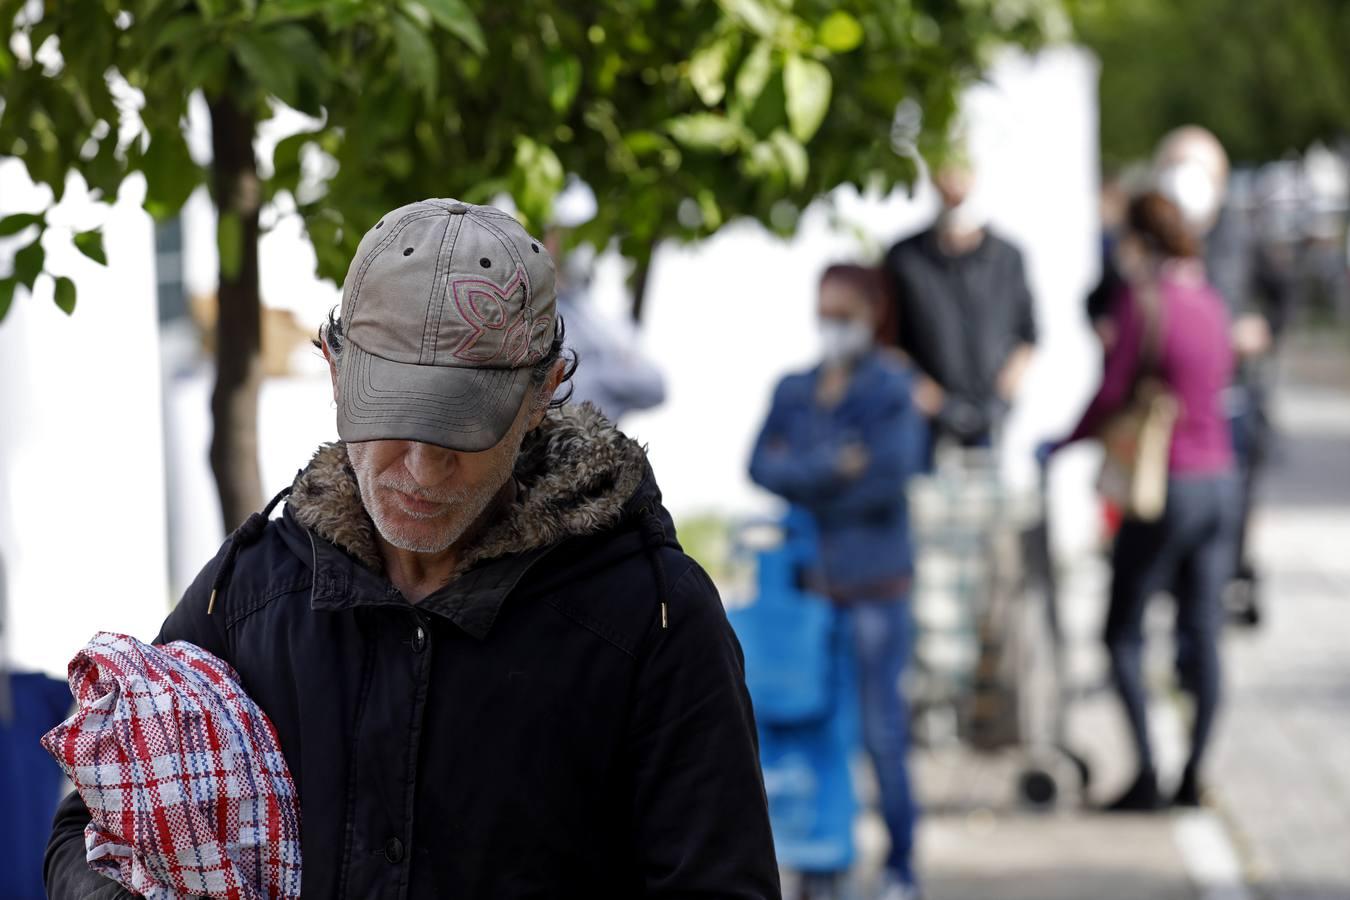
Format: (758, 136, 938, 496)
(403, 441, 457, 486)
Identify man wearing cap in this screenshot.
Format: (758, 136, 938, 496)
(46, 200, 780, 899)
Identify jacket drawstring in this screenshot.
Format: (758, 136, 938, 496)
(636, 507, 670, 630)
(208, 487, 292, 615)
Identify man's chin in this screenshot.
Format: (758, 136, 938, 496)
(377, 526, 459, 555)
(371, 508, 463, 555)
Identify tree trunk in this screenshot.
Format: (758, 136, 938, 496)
(629, 255, 652, 323)
(207, 96, 264, 533)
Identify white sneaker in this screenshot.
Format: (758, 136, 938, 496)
(874, 873, 922, 900)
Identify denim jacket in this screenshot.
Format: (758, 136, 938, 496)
(749, 351, 927, 596)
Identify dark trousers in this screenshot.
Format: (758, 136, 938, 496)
(1105, 475, 1239, 775)
(1229, 382, 1270, 577)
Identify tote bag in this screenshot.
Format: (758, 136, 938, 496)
(1097, 281, 1179, 522)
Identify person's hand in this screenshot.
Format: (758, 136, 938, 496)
(996, 345, 1033, 402)
(913, 376, 945, 417)
(837, 444, 869, 479)
(1232, 314, 1272, 359)
(1093, 318, 1119, 350)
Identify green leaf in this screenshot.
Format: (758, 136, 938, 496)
(234, 31, 300, 106)
(783, 55, 831, 141)
(391, 12, 438, 101)
(218, 212, 243, 279)
(149, 15, 206, 56)
(82, 137, 124, 201)
(271, 25, 328, 78)
(742, 139, 780, 180)
(548, 54, 582, 114)
(689, 35, 738, 107)
(53, 275, 76, 315)
(0, 277, 15, 322)
(326, 0, 369, 29)
(624, 130, 682, 171)
(0, 212, 43, 236)
(665, 114, 749, 152)
(818, 11, 864, 52)
(414, 0, 486, 55)
(697, 189, 722, 230)
(716, 0, 779, 37)
(186, 43, 231, 93)
(733, 40, 774, 111)
(270, 131, 313, 196)
(258, 0, 333, 24)
(266, 25, 329, 114)
(195, 0, 232, 23)
(140, 131, 202, 220)
(769, 128, 808, 187)
(511, 136, 565, 226)
(13, 239, 45, 290)
(74, 229, 108, 266)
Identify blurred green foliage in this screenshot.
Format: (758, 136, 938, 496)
(675, 512, 735, 583)
(1072, 0, 1350, 166)
(0, 0, 1064, 318)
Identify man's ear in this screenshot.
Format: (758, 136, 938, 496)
(527, 359, 567, 430)
(322, 340, 340, 403)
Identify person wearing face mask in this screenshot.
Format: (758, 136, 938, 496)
(1085, 129, 1274, 627)
(750, 265, 928, 900)
(884, 159, 1038, 458)
(1155, 126, 1276, 627)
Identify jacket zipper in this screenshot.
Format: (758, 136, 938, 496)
(307, 529, 320, 608)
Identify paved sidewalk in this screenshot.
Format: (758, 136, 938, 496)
(907, 570, 1208, 900)
(1208, 376, 1350, 900)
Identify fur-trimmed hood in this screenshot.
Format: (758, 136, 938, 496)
(287, 403, 651, 578)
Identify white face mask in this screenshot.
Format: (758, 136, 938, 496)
(819, 319, 874, 365)
(938, 195, 989, 235)
(1156, 161, 1222, 236)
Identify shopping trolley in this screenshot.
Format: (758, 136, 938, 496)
(907, 447, 1090, 807)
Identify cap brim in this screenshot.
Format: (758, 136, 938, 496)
(337, 342, 533, 452)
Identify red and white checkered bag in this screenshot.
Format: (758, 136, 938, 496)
(41, 632, 302, 900)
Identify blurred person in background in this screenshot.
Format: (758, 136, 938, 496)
(1087, 170, 1136, 348)
(46, 199, 779, 899)
(544, 180, 666, 424)
(884, 159, 1037, 458)
(750, 265, 928, 900)
(1053, 192, 1238, 811)
(1086, 128, 1282, 624)
(549, 247, 667, 423)
(1152, 128, 1275, 621)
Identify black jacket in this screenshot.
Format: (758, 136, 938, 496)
(885, 226, 1037, 441)
(46, 406, 779, 899)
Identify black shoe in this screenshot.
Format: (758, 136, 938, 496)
(1172, 767, 1203, 808)
(1103, 769, 1163, 812)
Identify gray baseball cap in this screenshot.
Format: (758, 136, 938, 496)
(335, 199, 557, 452)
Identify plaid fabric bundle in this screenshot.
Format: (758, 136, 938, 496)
(41, 632, 301, 900)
